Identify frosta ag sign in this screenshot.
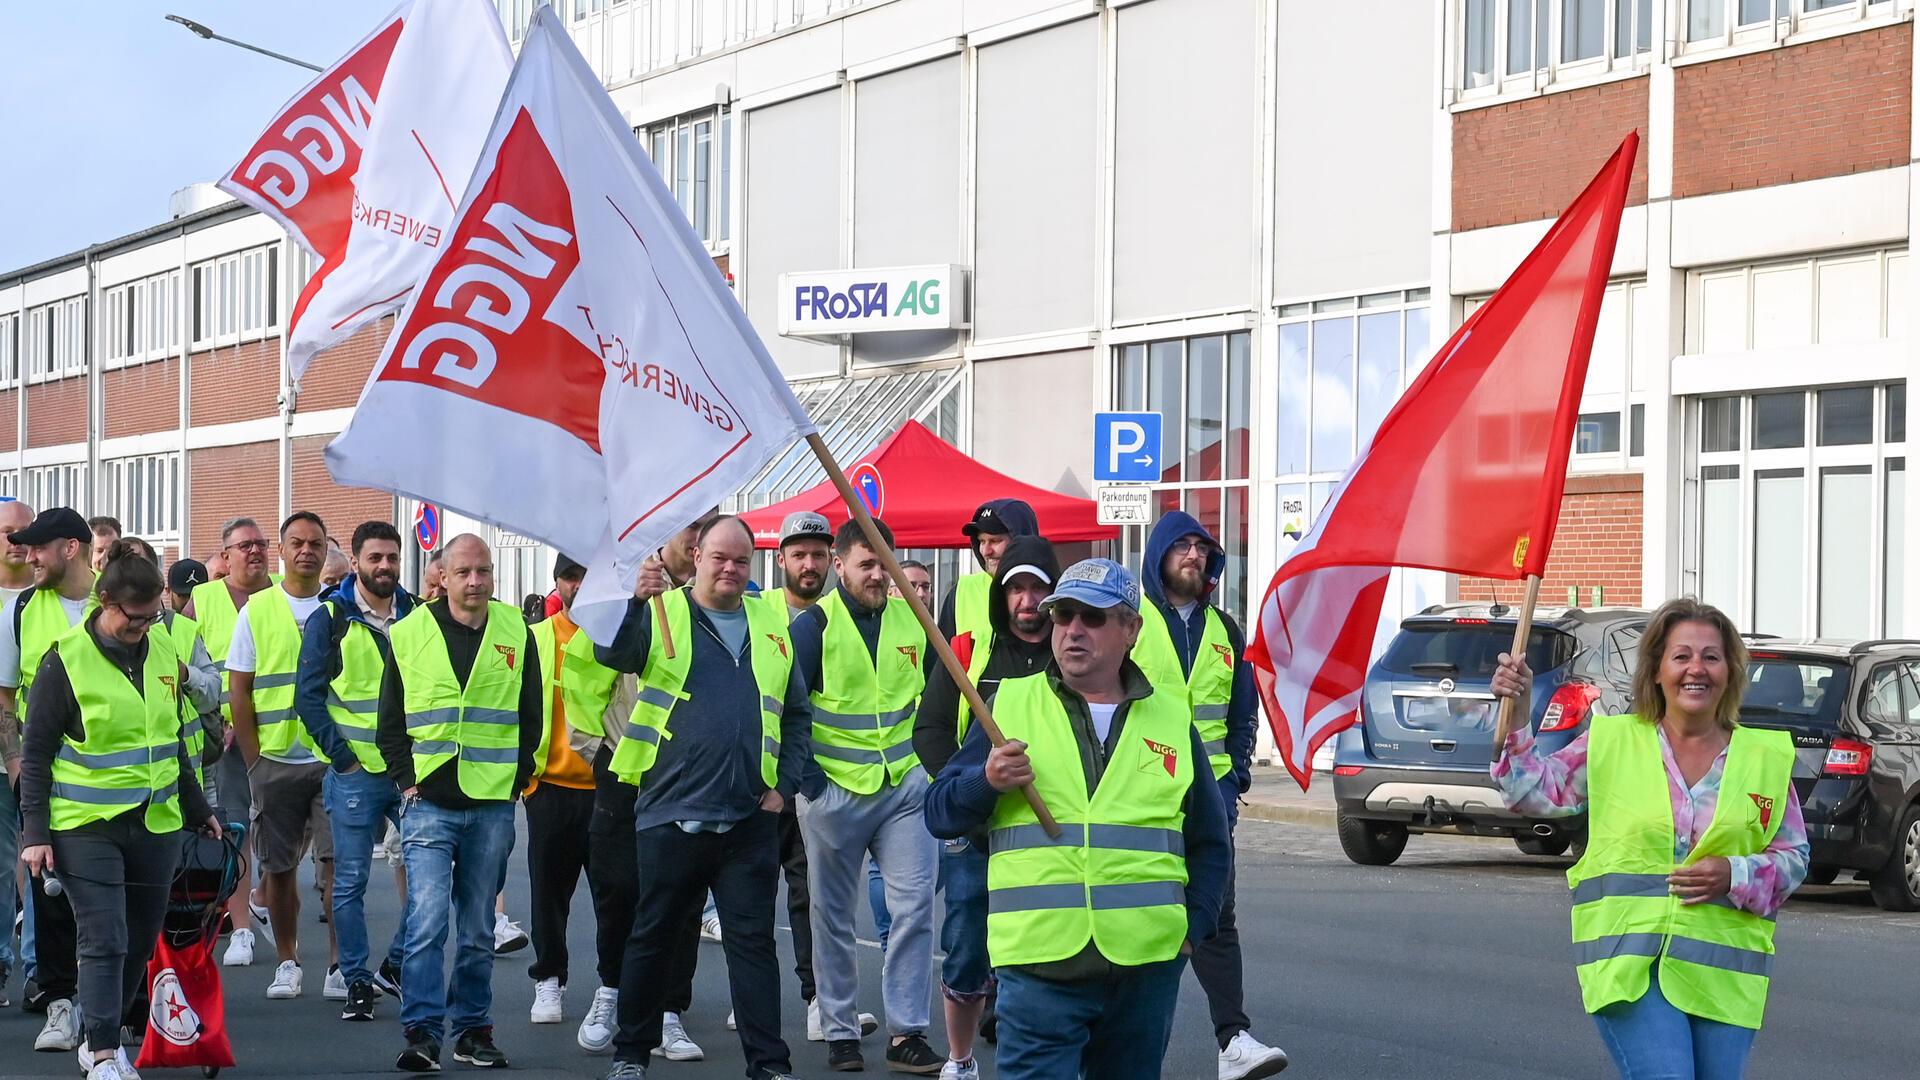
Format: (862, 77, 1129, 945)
(778, 265, 969, 336)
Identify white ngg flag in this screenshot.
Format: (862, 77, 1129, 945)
(218, 0, 511, 381)
(327, 7, 815, 640)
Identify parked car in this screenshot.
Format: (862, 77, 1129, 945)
(1331, 603, 1648, 866)
(1734, 639, 1920, 911)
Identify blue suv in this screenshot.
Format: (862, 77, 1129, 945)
(1331, 603, 1647, 865)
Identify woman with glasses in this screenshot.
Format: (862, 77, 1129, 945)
(17, 540, 222, 1080)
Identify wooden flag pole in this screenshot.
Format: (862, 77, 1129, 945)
(803, 432, 1061, 838)
(652, 549, 677, 659)
(1491, 574, 1542, 751)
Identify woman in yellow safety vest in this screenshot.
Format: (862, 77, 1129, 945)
(1488, 597, 1808, 1080)
(18, 542, 223, 1080)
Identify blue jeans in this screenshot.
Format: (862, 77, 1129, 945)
(937, 839, 989, 998)
(324, 767, 407, 986)
(1591, 966, 1757, 1080)
(0, 776, 19, 977)
(866, 858, 890, 951)
(996, 956, 1187, 1080)
(398, 798, 515, 1040)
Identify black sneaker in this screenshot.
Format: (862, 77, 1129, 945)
(374, 958, 404, 1001)
(454, 1026, 509, 1069)
(883, 1033, 942, 1075)
(23, 979, 48, 1013)
(396, 1027, 442, 1072)
(342, 980, 378, 1022)
(827, 1038, 865, 1072)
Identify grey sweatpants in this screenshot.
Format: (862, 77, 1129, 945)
(795, 769, 937, 1040)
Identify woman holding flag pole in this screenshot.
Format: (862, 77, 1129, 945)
(1488, 598, 1808, 1079)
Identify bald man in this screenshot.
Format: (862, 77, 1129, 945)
(377, 534, 544, 1071)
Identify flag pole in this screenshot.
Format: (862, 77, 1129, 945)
(653, 594, 676, 659)
(803, 432, 1061, 838)
(1491, 574, 1542, 750)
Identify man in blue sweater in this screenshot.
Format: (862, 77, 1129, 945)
(924, 557, 1231, 1080)
(592, 515, 810, 1080)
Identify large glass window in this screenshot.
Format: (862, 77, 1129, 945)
(1461, 0, 1649, 93)
(1277, 290, 1430, 483)
(640, 106, 731, 247)
(1112, 332, 1253, 620)
(100, 454, 181, 541)
(189, 246, 277, 349)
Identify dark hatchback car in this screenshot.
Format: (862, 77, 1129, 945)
(1331, 603, 1647, 866)
(1735, 640, 1920, 911)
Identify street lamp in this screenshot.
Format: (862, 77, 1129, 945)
(165, 14, 323, 72)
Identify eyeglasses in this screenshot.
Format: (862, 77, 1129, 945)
(114, 605, 164, 629)
(1169, 538, 1207, 555)
(226, 540, 268, 553)
(1047, 605, 1110, 629)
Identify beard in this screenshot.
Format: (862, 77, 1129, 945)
(1012, 612, 1047, 636)
(362, 570, 399, 599)
(790, 570, 825, 600)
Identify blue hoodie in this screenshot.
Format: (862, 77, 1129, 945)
(1141, 511, 1257, 801)
(296, 574, 418, 774)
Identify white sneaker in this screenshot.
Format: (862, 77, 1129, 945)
(493, 913, 529, 955)
(659, 1013, 704, 1061)
(222, 928, 255, 967)
(84, 1058, 127, 1080)
(576, 985, 617, 1053)
(939, 1058, 980, 1080)
(1219, 1030, 1290, 1080)
(76, 1041, 139, 1080)
(35, 997, 79, 1051)
(699, 914, 722, 942)
(726, 1009, 735, 1031)
(531, 977, 564, 1024)
(267, 960, 303, 1000)
(324, 965, 348, 1001)
(805, 998, 879, 1042)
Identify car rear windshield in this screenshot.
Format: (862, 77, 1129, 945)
(1741, 656, 1846, 728)
(1376, 623, 1578, 679)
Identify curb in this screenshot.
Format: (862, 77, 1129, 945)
(1238, 802, 1335, 828)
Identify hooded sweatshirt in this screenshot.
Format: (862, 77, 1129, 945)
(915, 534, 1061, 778)
(935, 497, 1041, 643)
(296, 573, 418, 774)
(1141, 511, 1258, 801)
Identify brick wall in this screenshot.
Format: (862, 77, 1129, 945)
(1452, 77, 1651, 232)
(297, 316, 390, 412)
(1673, 23, 1911, 198)
(290, 435, 395, 543)
(0, 389, 16, 454)
(188, 442, 279, 560)
(188, 339, 279, 428)
(1458, 474, 1644, 607)
(25, 377, 87, 449)
(104, 360, 180, 438)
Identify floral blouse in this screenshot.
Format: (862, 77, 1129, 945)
(1491, 725, 1811, 919)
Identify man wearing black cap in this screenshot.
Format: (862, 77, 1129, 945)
(167, 558, 207, 615)
(940, 499, 1040, 653)
(522, 554, 604, 1028)
(914, 534, 1061, 1080)
(0, 507, 98, 1050)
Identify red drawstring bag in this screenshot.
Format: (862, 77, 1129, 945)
(136, 935, 235, 1071)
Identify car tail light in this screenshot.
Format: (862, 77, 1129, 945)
(1453, 617, 1490, 625)
(1824, 738, 1873, 777)
(1333, 765, 1364, 777)
(1537, 681, 1603, 733)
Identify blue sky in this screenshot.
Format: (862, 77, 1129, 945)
(1, 1, 401, 270)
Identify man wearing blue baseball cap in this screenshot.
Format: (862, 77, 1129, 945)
(924, 558, 1231, 1080)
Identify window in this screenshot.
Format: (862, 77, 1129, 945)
(0, 314, 16, 388)
(104, 271, 181, 368)
(1461, 0, 1650, 94)
(1692, 248, 1906, 353)
(641, 106, 731, 247)
(25, 463, 87, 516)
(100, 454, 181, 540)
(23, 296, 86, 382)
(1687, 0, 1891, 43)
(1472, 280, 1648, 466)
(1692, 383, 1906, 637)
(1113, 331, 1253, 621)
(1276, 290, 1431, 482)
(191, 245, 278, 347)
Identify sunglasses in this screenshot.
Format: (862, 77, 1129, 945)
(114, 604, 164, 629)
(1047, 604, 1111, 629)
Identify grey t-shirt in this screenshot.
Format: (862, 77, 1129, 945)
(699, 602, 749, 659)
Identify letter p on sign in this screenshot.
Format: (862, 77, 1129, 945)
(1095, 411, 1162, 483)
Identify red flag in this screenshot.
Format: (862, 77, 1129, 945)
(1249, 132, 1639, 790)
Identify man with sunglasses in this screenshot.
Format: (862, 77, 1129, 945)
(924, 558, 1231, 1080)
(1130, 513, 1285, 1079)
(0, 507, 99, 1049)
(223, 511, 336, 1002)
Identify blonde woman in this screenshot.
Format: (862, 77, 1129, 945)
(1489, 597, 1808, 1079)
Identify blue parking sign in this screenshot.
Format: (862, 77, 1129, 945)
(1094, 412, 1163, 483)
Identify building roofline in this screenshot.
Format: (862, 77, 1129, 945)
(0, 198, 264, 290)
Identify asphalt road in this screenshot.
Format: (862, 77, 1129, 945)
(0, 816, 1911, 1079)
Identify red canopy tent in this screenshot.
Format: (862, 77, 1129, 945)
(740, 420, 1116, 549)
